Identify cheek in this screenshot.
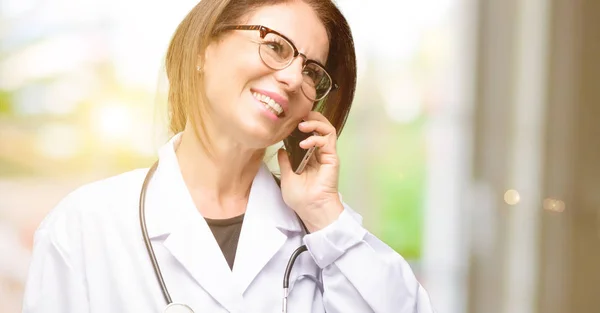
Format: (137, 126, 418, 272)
(274, 99, 313, 139)
(201, 73, 225, 113)
(204, 56, 269, 104)
(288, 98, 314, 121)
(202, 61, 253, 109)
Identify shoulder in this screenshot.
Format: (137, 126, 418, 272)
(36, 167, 150, 235)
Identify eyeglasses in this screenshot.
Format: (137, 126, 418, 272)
(220, 25, 337, 101)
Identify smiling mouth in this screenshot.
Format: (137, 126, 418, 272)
(252, 91, 284, 117)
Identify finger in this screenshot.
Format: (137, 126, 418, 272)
(277, 148, 293, 179)
(299, 134, 329, 149)
(299, 133, 336, 154)
(298, 120, 336, 137)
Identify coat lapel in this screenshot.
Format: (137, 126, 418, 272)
(145, 134, 242, 311)
(163, 217, 241, 309)
(233, 165, 305, 295)
(146, 133, 306, 308)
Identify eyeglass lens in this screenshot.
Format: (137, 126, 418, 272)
(258, 32, 331, 100)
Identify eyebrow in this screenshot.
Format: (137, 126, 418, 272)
(223, 24, 329, 68)
(293, 43, 327, 68)
(267, 26, 328, 68)
(313, 55, 328, 68)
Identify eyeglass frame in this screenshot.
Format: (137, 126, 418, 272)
(218, 24, 338, 101)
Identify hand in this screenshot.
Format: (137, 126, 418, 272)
(277, 111, 344, 232)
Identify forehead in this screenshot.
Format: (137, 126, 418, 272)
(243, 2, 330, 64)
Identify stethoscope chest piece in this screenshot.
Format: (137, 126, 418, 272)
(164, 303, 194, 313)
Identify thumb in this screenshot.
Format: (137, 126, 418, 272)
(277, 148, 293, 179)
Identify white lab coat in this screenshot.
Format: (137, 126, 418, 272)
(22, 133, 435, 313)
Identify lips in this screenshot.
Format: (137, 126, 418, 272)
(252, 91, 284, 116)
(251, 88, 289, 117)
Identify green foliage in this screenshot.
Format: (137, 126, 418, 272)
(338, 111, 426, 260)
(0, 91, 13, 115)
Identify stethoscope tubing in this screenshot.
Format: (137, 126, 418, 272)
(139, 162, 173, 305)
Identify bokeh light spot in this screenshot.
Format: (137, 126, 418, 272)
(504, 189, 521, 205)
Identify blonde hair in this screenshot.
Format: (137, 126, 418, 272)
(165, 0, 357, 160)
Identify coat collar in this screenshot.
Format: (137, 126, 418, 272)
(143, 132, 305, 309)
(145, 133, 304, 237)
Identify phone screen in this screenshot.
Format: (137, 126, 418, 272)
(283, 126, 316, 174)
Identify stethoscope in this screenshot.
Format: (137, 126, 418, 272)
(139, 161, 311, 313)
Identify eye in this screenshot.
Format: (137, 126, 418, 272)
(302, 67, 321, 85)
(264, 39, 286, 55)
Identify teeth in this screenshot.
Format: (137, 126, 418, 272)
(252, 92, 283, 115)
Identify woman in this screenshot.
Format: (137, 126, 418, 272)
(23, 0, 435, 312)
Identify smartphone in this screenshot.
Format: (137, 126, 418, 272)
(283, 126, 316, 174)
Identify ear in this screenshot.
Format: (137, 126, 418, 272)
(199, 39, 220, 72)
(196, 54, 204, 72)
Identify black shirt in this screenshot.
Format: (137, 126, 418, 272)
(204, 214, 245, 270)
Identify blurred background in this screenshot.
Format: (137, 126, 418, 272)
(1, 0, 599, 312)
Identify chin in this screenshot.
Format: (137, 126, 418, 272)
(234, 121, 281, 149)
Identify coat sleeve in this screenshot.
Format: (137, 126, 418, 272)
(303, 203, 436, 313)
(22, 194, 90, 313)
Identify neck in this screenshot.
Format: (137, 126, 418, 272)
(175, 126, 265, 217)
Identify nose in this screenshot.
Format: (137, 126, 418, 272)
(273, 57, 305, 93)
